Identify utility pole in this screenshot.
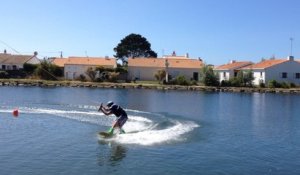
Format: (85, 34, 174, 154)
(290, 37, 294, 56)
(165, 59, 169, 83)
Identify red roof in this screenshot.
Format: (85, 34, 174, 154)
(214, 61, 253, 70)
(52, 57, 116, 67)
(128, 58, 203, 69)
(242, 59, 288, 70)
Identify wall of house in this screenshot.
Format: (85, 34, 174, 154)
(128, 67, 161, 81)
(128, 67, 200, 81)
(1, 64, 22, 70)
(264, 61, 300, 85)
(64, 65, 114, 80)
(168, 68, 200, 81)
(216, 70, 233, 82)
(252, 71, 265, 85)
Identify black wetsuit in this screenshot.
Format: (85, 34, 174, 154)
(109, 104, 128, 127)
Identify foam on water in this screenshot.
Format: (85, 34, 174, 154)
(0, 106, 199, 145)
(110, 120, 199, 145)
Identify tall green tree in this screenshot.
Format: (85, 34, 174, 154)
(114, 33, 157, 64)
(200, 64, 219, 86)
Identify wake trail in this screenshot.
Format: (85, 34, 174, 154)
(0, 105, 199, 145)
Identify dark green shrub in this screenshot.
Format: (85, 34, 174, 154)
(259, 82, 265, 88)
(280, 82, 289, 88)
(268, 80, 281, 88)
(0, 71, 8, 78)
(289, 82, 296, 88)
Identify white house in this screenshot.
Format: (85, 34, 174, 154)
(214, 60, 253, 82)
(52, 57, 117, 80)
(0, 50, 40, 70)
(241, 56, 300, 85)
(128, 56, 203, 81)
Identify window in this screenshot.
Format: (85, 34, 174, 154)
(223, 72, 226, 78)
(281, 72, 287, 78)
(1, 65, 6, 70)
(260, 72, 263, 77)
(296, 73, 300, 79)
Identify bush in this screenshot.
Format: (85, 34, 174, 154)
(108, 72, 119, 82)
(281, 82, 289, 88)
(154, 70, 166, 84)
(23, 63, 38, 74)
(268, 80, 281, 88)
(220, 80, 230, 87)
(259, 82, 265, 88)
(0, 71, 8, 78)
(35, 60, 63, 80)
(229, 78, 241, 87)
(200, 65, 219, 86)
(190, 80, 198, 85)
(78, 74, 86, 82)
(167, 75, 190, 86)
(175, 75, 189, 85)
(86, 67, 97, 81)
(289, 82, 296, 88)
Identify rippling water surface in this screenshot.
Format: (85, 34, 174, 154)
(0, 86, 300, 175)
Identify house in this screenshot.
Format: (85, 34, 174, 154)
(128, 56, 203, 81)
(241, 56, 300, 86)
(214, 60, 253, 82)
(51, 57, 117, 80)
(0, 50, 40, 70)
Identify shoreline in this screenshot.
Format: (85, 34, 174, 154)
(1, 79, 300, 94)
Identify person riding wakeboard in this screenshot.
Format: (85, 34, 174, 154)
(98, 101, 128, 135)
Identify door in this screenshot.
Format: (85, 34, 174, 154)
(193, 72, 199, 81)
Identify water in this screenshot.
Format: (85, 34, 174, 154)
(0, 86, 300, 175)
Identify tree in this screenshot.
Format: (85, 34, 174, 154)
(154, 69, 166, 84)
(35, 60, 63, 80)
(242, 70, 254, 87)
(200, 64, 219, 86)
(114, 33, 157, 64)
(86, 67, 97, 81)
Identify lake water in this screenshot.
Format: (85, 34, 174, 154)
(0, 86, 300, 175)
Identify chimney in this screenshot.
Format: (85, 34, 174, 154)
(287, 55, 294, 61)
(185, 53, 189, 58)
(33, 51, 38, 56)
(172, 51, 176, 56)
(230, 60, 236, 64)
(4, 49, 7, 54)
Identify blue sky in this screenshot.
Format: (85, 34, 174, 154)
(0, 0, 299, 65)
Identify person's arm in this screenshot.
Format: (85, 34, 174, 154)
(98, 103, 113, 115)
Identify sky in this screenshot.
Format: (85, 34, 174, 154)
(0, 0, 300, 65)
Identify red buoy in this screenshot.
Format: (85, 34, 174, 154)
(13, 109, 19, 117)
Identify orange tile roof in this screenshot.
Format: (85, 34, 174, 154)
(52, 57, 116, 67)
(242, 59, 288, 69)
(163, 55, 189, 59)
(128, 58, 203, 69)
(214, 61, 253, 70)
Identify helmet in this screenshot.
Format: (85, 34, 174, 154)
(106, 101, 114, 107)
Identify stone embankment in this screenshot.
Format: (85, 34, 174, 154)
(1, 79, 300, 94)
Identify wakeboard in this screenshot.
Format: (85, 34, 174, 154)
(98, 131, 114, 138)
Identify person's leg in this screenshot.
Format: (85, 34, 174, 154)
(118, 115, 128, 134)
(107, 121, 118, 134)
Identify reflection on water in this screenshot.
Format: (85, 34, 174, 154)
(97, 141, 127, 166)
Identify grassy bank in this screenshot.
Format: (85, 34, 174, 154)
(1, 78, 300, 94)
